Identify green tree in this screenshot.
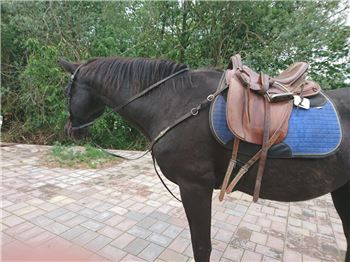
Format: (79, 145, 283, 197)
(1, 0, 349, 147)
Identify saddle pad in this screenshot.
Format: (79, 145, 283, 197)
(209, 93, 342, 158)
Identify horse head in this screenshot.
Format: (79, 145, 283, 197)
(58, 58, 105, 140)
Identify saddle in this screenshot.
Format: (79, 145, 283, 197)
(219, 54, 321, 202)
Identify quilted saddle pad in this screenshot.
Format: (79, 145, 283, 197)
(209, 92, 342, 158)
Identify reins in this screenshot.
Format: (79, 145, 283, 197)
(67, 63, 227, 202)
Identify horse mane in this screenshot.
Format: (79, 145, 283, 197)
(80, 57, 190, 97)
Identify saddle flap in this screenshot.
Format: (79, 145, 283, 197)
(226, 76, 293, 145)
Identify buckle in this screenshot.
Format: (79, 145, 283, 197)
(191, 108, 199, 116)
(207, 94, 215, 101)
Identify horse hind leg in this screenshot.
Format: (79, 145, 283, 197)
(331, 181, 350, 262)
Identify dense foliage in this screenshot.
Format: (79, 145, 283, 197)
(1, 1, 349, 149)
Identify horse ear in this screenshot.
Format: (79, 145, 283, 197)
(57, 58, 81, 74)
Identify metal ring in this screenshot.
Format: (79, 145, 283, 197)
(191, 108, 199, 116)
(207, 94, 215, 101)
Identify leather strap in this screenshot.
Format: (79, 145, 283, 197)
(113, 68, 190, 112)
(253, 97, 270, 202)
(225, 102, 291, 195)
(219, 138, 240, 201)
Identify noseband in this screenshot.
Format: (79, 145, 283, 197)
(66, 63, 189, 130)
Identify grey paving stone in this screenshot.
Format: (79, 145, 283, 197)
(62, 215, 89, 227)
(94, 211, 115, 222)
(149, 221, 170, 234)
(44, 208, 69, 219)
(126, 211, 148, 222)
(98, 225, 123, 239)
(147, 233, 172, 247)
(148, 211, 171, 222)
(138, 243, 165, 261)
(128, 226, 152, 239)
(85, 235, 113, 252)
(98, 244, 127, 261)
(60, 225, 88, 240)
(158, 248, 189, 262)
(124, 237, 150, 255)
(4, 222, 36, 237)
(44, 222, 70, 235)
(55, 211, 77, 222)
(72, 230, 99, 246)
(15, 226, 47, 241)
(163, 225, 183, 238)
(81, 220, 104, 231)
(30, 215, 55, 227)
(78, 208, 99, 219)
(137, 217, 158, 229)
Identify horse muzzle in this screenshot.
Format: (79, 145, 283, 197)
(64, 120, 88, 140)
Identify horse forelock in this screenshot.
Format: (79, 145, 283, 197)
(79, 57, 190, 96)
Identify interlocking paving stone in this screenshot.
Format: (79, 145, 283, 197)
(158, 248, 189, 262)
(128, 225, 152, 239)
(111, 232, 136, 249)
(72, 230, 99, 246)
(137, 217, 158, 229)
(138, 243, 165, 261)
(4, 222, 36, 237)
(2, 215, 25, 227)
(1, 144, 347, 261)
(98, 244, 127, 261)
(44, 222, 70, 235)
(78, 208, 99, 219)
(85, 235, 113, 252)
(124, 237, 150, 255)
(147, 233, 172, 247)
(162, 225, 183, 238)
(149, 221, 169, 234)
(98, 225, 123, 239)
(60, 225, 88, 240)
(81, 219, 104, 231)
(94, 211, 115, 222)
(44, 208, 69, 219)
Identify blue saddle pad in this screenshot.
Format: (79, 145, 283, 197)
(209, 93, 342, 158)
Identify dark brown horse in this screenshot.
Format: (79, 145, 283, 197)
(59, 57, 350, 262)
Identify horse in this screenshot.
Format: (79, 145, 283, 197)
(58, 56, 350, 262)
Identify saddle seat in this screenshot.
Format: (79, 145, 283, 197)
(219, 54, 321, 202)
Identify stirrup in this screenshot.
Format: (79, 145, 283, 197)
(266, 92, 294, 103)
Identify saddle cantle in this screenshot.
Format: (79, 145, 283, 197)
(219, 54, 322, 202)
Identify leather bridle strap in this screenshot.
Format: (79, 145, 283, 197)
(112, 68, 190, 112)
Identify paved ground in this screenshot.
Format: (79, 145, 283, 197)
(1, 144, 347, 261)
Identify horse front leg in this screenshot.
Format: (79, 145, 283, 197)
(179, 180, 213, 262)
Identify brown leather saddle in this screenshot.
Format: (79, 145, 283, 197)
(219, 54, 321, 202)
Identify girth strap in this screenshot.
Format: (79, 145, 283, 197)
(253, 96, 270, 202)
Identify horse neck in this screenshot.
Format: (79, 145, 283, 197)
(115, 78, 199, 142)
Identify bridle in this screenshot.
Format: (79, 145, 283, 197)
(65, 62, 228, 202)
